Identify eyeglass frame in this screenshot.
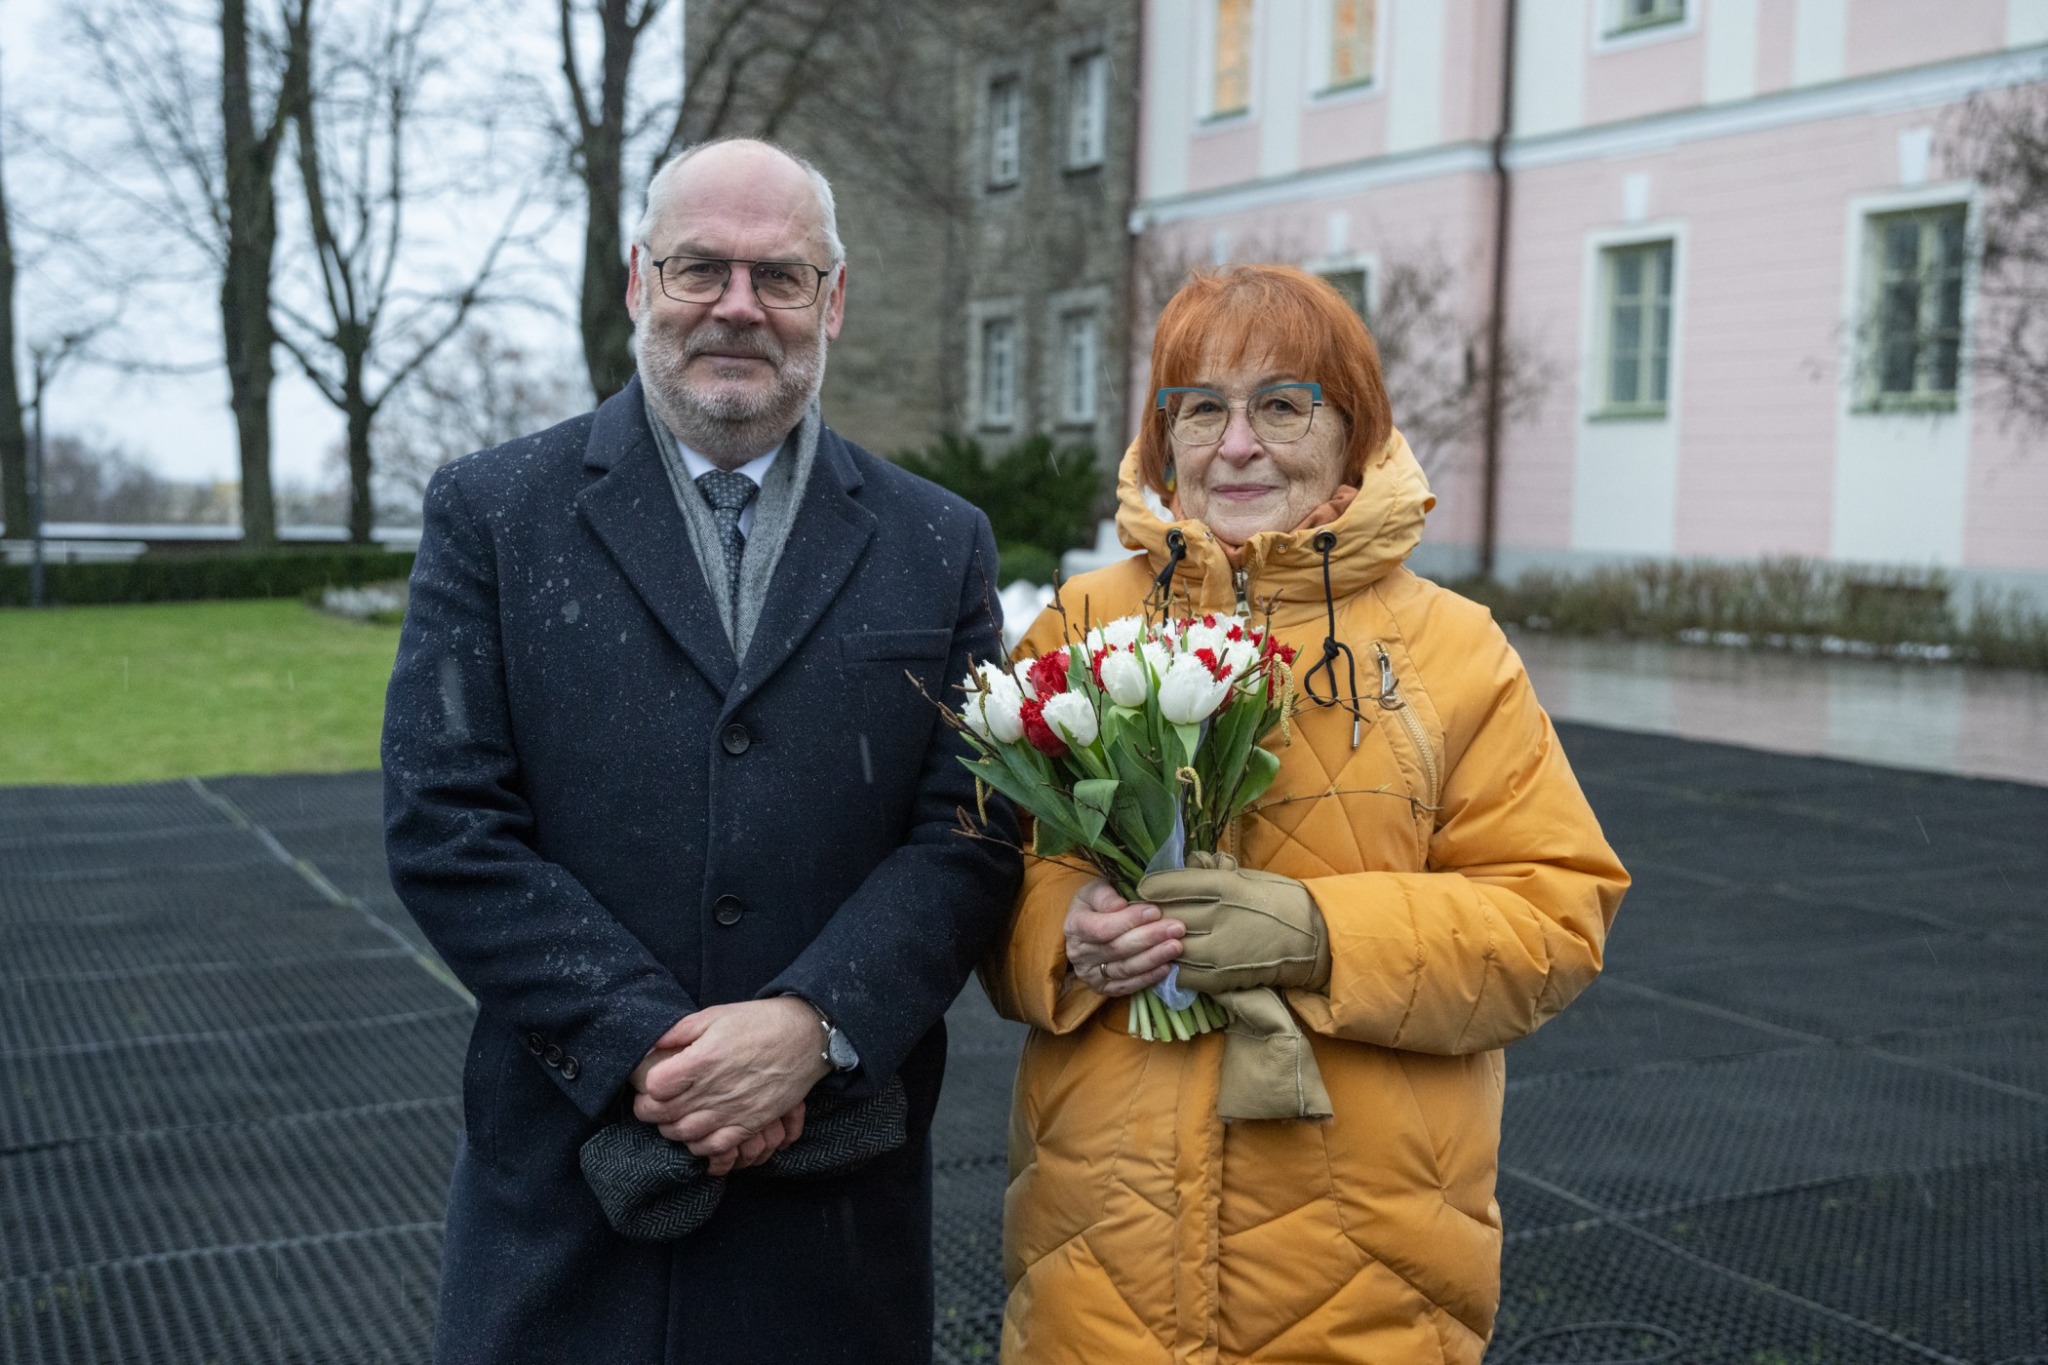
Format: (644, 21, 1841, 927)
(1153, 382, 1325, 445)
(642, 251, 838, 310)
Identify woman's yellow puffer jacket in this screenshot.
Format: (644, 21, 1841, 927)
(986, 433, 1629, 1363)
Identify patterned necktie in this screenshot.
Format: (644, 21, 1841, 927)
(694, 469, 759, 610)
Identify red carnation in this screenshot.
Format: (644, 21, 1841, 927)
(1089, 647, 1109, 688)
(1028, 650, 1071, 699)
(1019, 698, 1069, 757)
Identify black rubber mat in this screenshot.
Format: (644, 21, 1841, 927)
(0, 720, 2041, 1363)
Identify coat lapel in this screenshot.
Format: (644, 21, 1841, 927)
(729, 428, 875, 708)
(575, 380, 740, 694)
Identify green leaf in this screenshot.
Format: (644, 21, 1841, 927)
(1071, 777, 1119, 845)
(1235, 746, 1283, 808)
(1172, 722, 1203, 768)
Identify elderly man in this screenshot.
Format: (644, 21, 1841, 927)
(383, 138, 1020, 1364)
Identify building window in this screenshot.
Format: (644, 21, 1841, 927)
(1067, 52, 1108, 169)
(1864, 205, 1966, 406)
(1600, 240, 1674, 415)
(1606, 0, 1684, 36)
(1319, 268, 1371, 323)
(981, 317, 1018, 427)
(1211, 0, 1253, 116)
(1059, 313, 1100, 425)
(1325, 0, 1377, 90)
(988, 78, 1022, 188)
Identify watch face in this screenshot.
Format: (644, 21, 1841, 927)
(826, 1028, 858, 1070)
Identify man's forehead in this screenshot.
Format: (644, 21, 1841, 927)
(655, 150, 823, 248)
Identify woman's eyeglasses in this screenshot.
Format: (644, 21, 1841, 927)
(1154, 383, 1323, 445)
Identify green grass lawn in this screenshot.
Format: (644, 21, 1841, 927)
(0, 599, 402, 785)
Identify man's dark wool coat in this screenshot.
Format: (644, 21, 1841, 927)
(383, 376, 1022, 1364)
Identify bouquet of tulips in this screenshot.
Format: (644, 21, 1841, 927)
(954, 608, 1296, 1041)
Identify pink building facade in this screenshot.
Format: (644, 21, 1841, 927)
(1130, 0, 2048, 606)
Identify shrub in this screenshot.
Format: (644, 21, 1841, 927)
(896, 433, 1105, 565)
(1453, 557, 2048, 672)
(0, 548, 417, 608)
(996, 543, 1059, 588)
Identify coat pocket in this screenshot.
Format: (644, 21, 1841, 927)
(839, 627, 952, 662)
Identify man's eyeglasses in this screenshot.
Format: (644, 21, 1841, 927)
(1154, 383, 1324, 445)
(646, 253, 832, 309)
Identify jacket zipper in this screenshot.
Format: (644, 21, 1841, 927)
(1232, 567, 1250, 614)
(1373, 641, 1440, 809)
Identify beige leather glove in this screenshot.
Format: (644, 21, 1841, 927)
(1135, 852, 1332, 995)
(1211, 988, 1334, 1121)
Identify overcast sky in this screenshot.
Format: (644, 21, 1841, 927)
(2, 0, 611, 493)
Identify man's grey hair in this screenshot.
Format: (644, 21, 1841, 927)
(634, 136, 845, 265)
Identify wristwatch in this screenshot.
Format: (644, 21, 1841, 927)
(802, 1000, 860, 1072)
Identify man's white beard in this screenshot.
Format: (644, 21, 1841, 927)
(636, 311, 828, 467)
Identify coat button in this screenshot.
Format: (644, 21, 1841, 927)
(721, 723, 751, 755)
(526, 1032, 545, 1057)
(543, 1044, 565, 1068)
(713, 894, 745, 927)
(560, 1056, 581, 1081)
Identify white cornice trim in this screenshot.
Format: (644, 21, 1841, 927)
(1131, 47, 2048, 231)
(1507, 46, 2048, 170)
(1133, 142, 1494, 228)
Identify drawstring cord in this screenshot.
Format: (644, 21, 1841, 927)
(1149, 528, 1188, 613)
(1301, 531, 1364, 747)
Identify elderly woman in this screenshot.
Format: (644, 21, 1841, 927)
(984, 265, 1629, 1363)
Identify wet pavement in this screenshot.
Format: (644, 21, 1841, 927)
(1, 727, 2043, 1362)
(1515, 633, 2048, 789)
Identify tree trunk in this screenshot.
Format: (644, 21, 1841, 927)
(221, 0, 281, 546)
(344, 350, 374, 545)
(580, 146, 634, 399)
(0, 105, 30, 541)
(574, 0, 644, 403)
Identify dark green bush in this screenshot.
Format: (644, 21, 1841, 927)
(0, 548, 417, 608)
(896, 433, 1105, 566)
(996, 543, 1059, 588)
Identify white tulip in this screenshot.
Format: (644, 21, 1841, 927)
(1221, 638, 1257, 681)
(1138, 639, 1177, 682)
(1097, 647, 1150, 707)
(981, 672, 1027, 743)
(1158, 654, 1232, 725)
(1041, 691, 1099, 749)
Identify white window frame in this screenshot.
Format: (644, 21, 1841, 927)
(1308, 0, 1384, 98)
(987, 76, 1023, 189)
(1592, 0, 1696, 51)
(1842, 185, 1976, 415)
(969, 301, 1025, 433)
(1066, 51, 1109, 170)
(1194, 0, 1256, 123)
(1580, 223, 1685, 423)
(1056, 311, 1102, 426)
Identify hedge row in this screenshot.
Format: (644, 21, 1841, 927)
(0, 549, 417, 608)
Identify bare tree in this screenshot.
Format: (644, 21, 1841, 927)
(0, 68, 30, 540)
(1132, 233, 1547, 479)
(549, 0, 969, 403)
(1949, 80, 2048, 431)
(62, 0, 303, 545)
(373, 324, 584, 518)
(275, 0, 526, 543)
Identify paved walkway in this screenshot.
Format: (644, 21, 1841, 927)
(1517, 634, 2048, 788)
(1, 727, 2043, 1362)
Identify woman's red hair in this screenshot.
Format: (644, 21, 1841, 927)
(1136, 264, 1392, 496)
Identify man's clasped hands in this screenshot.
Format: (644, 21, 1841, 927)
(628, 997, 832, 1177)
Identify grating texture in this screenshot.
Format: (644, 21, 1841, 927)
(0, 1010, 468, 1149)
(4, 733, 2045, 1363)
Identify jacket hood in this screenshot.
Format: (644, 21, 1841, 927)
(1111, 427, 1436, 621)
